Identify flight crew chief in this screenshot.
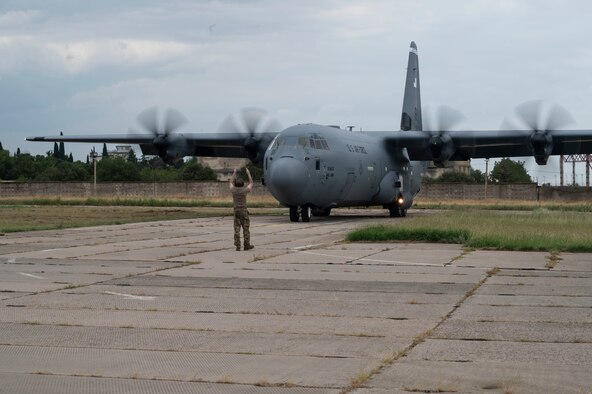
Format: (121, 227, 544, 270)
(229, 168, 254, 251)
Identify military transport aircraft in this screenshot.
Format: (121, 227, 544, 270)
(28, 42, 592, 222)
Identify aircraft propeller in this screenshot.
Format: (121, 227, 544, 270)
(423, 105, 465, 166)
(218, 108, 282, 163)
(501, 100, 575, 183)
(134, 107, 190, 164)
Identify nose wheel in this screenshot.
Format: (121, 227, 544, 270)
(289, 205, 312, 222)
(389, 206, 407, 217)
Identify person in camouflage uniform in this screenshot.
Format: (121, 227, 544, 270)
(229, 168, 254, 251)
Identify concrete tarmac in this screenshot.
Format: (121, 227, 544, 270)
(0, 210, 591, 393)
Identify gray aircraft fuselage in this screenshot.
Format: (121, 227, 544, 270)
(264, 123, 425, 211)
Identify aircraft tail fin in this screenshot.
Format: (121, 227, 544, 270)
(400, 41, 422, 131)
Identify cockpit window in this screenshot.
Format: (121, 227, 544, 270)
(283, 136, 297, 146)
(309, 133, 329, 150)
(269, 135, 300, 155)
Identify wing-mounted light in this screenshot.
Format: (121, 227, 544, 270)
(133, 107, 191, 164)
(503, 100, 574, 166)
(218, 108, 282, 164)
(423, 105, 464, 167)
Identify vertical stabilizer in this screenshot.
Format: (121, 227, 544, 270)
(400, 41, 422, 131)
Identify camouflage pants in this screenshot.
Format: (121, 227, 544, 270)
(234, 209, 250, 248)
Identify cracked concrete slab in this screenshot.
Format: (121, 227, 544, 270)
(1, 213, 591, 393)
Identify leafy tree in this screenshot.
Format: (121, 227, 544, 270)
(139, 167, 182, 181)
(127, 148, 138, 163)
(181, 158, 217, 181)
(97, 157, 140, 181)
(470, 168, 485, 183)
(0, 149, 14, 179)
(490, 158, 532, 183)
(53, 142, 59, 158)
(59, 142, 65, 159)
(102, 143, 109, 158)
(429, 171, 474, 183)
(16, 147, 21, 156)
(0, 141, 3, 151)
(68, 153, 74, 162)
(239, 163, 263, 182)
(40, 161, 91, 181)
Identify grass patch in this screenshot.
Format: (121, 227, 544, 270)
(0, 205, 283, 233)
(414, 198, 592, 212)
(348, 225, 469, 243)
(347, 209, 592, 252)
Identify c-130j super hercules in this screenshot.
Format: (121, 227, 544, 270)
(29, 42, 592, 222)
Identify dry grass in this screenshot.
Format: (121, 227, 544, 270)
(545, 251, 562, 269)
(0, 204, 283, 233)
(0, 194, 280, 208)
(415, 198, 592, 212)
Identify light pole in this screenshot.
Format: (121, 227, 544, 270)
(90, 148, 98, 195)
(484, 158, 489, 200)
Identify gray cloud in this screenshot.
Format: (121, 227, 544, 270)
(1, 0, 591, 183)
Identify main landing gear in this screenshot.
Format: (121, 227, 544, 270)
(289, 205, 314, 222)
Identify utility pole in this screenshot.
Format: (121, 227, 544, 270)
(587, 155, 590, 187)
(565, 154, 591, 187)
(560, 154, 564, 186)
(484, 158, 489, 199)
(90, 147, 98, 195)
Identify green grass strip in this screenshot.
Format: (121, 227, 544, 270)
(346, 209, 592, 252)
(347, 225, 470, 244)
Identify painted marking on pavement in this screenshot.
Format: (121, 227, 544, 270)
(291, 244, 326, 251)
(104, 291, 156, 301)
(19, 272, 47, 280)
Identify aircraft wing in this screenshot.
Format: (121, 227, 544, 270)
(380, 129, 592, 162)
(26, 132, 278, 159)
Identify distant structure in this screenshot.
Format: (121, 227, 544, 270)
(563, 154, 591, 187)
(94, 145, 134, 161)
(423, 160, 471, 179)
(108, 145, 133, 159)
(199, 157, 249, 181)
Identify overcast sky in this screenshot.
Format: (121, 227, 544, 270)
(1, 0, 592, 184)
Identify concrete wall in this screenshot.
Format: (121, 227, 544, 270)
(417, 183, 539, 201)
(1, 181, 591, 201)
(0, 181, 269, 198)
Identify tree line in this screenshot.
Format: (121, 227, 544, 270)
(0, 142, 218, 182)
(1, 140, 532, 183)
(424, 158, 533, 184)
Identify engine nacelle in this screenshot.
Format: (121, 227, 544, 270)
(529, 131, 553, 165)
(428, 133, 455, 167)
(155, 134, 192, 164)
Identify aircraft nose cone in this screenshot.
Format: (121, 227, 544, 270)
(268, 157, 308, 203)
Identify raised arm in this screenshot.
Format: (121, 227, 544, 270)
(229, 168, 237, 190)
(246, 168, 253, 192)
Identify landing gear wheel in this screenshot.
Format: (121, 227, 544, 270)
(301, 205, 311, 222)
(289, 206, 300, 222)
(389, 206, 406, 218)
